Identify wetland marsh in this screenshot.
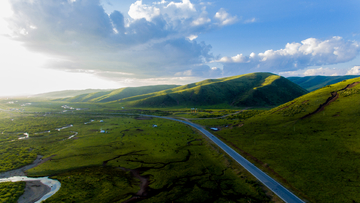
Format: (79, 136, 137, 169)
(0, 101, 272, 202)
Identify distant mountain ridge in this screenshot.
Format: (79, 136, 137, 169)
(114, 72, 307, 107)
(287, 75, 359, 91)
(59, 85, 180, 102)
(62, 72, 307, 108)
(32, 89, 112, 98)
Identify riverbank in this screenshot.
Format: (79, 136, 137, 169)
(0, 155, 44, 178)
(0, 155, 60, 203)
(18, 180, 50, 203)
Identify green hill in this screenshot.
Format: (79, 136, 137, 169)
(208, 76, 360, 202)
(287, 75, 359, 91)
(112, 72, 307, 108)
(62, 85, 179, 102)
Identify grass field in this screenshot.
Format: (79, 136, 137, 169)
(0, 100, 272, 202)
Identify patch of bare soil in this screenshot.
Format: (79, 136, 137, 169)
(17, 181, 51, 203)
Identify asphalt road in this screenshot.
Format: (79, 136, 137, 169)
(145, 115, 305, 203)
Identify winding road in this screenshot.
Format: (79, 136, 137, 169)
(143, 115, 305, 203)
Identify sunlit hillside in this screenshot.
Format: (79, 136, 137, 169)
(203, 76, 360, 202)
(60, 85, 179, 102)
(99, 72, 308, 108)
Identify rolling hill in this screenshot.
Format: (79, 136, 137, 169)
(60, 85, 179, 102)
(287, 75, 359, 91)
(62, 72, 307, 108)
(112, 72, 308, 108)
(210, 76, 360, 202)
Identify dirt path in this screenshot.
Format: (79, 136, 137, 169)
(301, 82, 360, 119)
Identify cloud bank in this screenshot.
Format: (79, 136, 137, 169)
(219, 36, 360, 75)
(5, 0, 360, 87)
(346, 66, 360, 75)
(6, 0, 239, 83)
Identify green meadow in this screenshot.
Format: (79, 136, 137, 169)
(0, 100, 272, 202)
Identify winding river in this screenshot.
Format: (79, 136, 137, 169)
(0, 176, 60, 203)
(0, 156, 61, 202)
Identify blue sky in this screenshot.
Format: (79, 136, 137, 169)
(1, 0, 360, 96)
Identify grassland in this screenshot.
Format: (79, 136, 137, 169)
(195, 77, 360, 202)
(0, 100, 272, 202)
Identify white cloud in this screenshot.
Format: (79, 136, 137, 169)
(129, 0, 197, 22)
(278, 71, 301, 77)
(279, 67, 348, 77)
(175, 69, 192, 76)
(303, 67, 341, 76)
(1, 0, 245, 95)
(128, 1, 238, 29)
(346, 66, 360, 75)
(244, 18, 256, 24)
(6, 0, 215, 80)
(214, 8, 238, 25)
(219, 54, 247, 63)
(187, 34, 198, 40)
(191, 16, 211, 26)
(219, 36, 360, 75)
(128, 0, 161, 21)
